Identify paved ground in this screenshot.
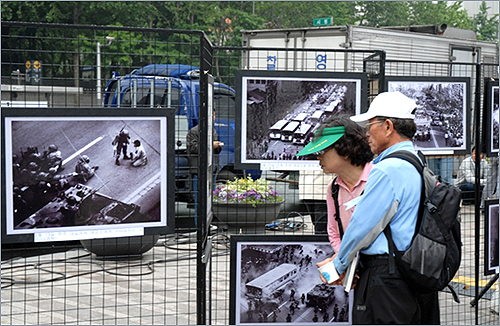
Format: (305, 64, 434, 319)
(1, 199, 499, 325)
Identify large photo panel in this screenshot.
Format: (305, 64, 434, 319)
(230, 235, 353, 325)
(235, 70, 367, 170)
(387, 77, 470, 155)
(2, 108, 174, 243)
(484, 200, 499, 276)
(483, 79, 499, 156)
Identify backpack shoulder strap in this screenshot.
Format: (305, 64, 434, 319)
(331, 176, 344, 240)
(383, 150, 426, 225)
(381, 150, 426, 273)
(383, 150, 425, 175)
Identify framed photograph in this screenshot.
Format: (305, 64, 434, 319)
(387, 77, 470, 155)
(235, 70, 367, 170)
(230, 235, 352, 325)
(484, 199, 499, 276)
(1, 108, 175, 244)
(483, 78, 499, 156)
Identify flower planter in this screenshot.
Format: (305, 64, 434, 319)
(212, 201, 284, 225)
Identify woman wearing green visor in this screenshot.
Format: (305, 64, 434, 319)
(296, 115, 373, 264)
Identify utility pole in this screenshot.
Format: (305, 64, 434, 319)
(96, 36, 114, 102)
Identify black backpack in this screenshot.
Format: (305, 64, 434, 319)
(382, 150, 462, 297)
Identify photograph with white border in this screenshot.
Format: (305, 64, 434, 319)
(388, 79, 469, 154)
(240, 74, 362, 170)
(486, 201, 499, 275)
(233, 240, 352, 325)
(490, 85, 499, 153)
(5, 116, 167, 238)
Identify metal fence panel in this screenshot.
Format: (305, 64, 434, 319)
(1, 22, 499, 325)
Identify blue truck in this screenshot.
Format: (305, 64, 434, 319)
(103, 64, 255, 202)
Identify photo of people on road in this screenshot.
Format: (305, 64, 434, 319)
(239, 74, 362, 169)
(388, 79, 469, 153)
(232, 239, 351, 325)
(5, 117, 167, 236)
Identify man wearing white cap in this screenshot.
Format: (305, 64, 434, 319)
(329, 92, 432, 324)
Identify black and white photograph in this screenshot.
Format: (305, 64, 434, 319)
(3, 114, 168, 240)
(387, 77, 470, 154)
(484, 79, 499, 155)
(230, 235, 352, 325)
(484, 200, 499, 275)
(236, 71, 365, 170)
(491, 86, 499, 152)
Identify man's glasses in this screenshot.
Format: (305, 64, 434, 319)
(364, 120, 383, 130)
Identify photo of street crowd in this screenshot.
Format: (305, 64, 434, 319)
(388, 78, 469, 153)
(231, 237, 351, 325)
(4, 116, 167, 238)
(239, 73, 362, 169)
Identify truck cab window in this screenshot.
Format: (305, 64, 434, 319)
(122, 87, 180, 108)
(161, 88, 180, 108)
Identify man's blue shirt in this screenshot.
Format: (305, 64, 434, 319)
(333, 141, 421, 274)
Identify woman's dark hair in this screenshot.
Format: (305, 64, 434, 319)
(316, 114, 373, 166)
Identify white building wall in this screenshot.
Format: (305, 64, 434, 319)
(460, 1, 499, 18)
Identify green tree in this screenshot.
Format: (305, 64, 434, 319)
(355, 1, 411, 27)
(354, 1, 474, 29)
(407, 1, 473, 28)
(2, 1, 496, 82)
(255, 1, 355, 29)
(472, 1, 499, 41)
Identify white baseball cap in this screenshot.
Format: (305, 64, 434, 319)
(350, 91, 417, 125)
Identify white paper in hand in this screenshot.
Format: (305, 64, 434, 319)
(343, 252, 359, 292)
(318, 261, 340, 284)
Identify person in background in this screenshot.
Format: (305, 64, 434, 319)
(456, 145, 488, 205)
(482, 156, 498, 210)
(186, 110, 223, 223)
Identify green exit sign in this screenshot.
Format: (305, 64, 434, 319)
(313, 17, 333, 26)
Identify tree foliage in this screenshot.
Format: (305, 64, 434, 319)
(1, 1, 497, 83)
(2, 1, 497, 43)
(473, 1, 499, 41)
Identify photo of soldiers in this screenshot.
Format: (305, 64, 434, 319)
(5, 117, 166, 235)
(112, 128, 131, 165)
(74, 155, 99, 182)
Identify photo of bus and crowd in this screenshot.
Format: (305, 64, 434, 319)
(235, 242, 351, 325)
(244, 78, 358, 162)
